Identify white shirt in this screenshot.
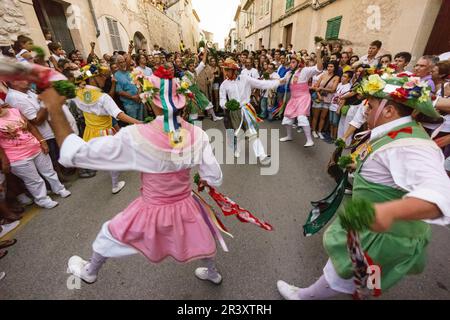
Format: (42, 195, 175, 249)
(360, 116, 450, 226)
(59, 117, 223, 187)
(349, 102, 367, 129)
(360, 55, 380, 67)
(290, 66, 321, 84)
(136, 66, 153, 77)
(182, 61, 206, 86)
(330, 82, 352, 112)
(71, 88, 123, 119)
(5, 89, 55, 140)
(240, 68, 259, 79)
(220, 75, 280, 109)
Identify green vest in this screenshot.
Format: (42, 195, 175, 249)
(323, 121, 432, 291)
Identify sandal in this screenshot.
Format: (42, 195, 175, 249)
(0, 239, 17, 250)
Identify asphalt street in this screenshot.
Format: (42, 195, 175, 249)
(1, 120, 449, 300)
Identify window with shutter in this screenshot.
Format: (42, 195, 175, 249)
(286, 0, 294, 11)
(106, 17, 123, 51)
(325, 16, 342, 40)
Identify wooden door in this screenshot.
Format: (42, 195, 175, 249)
(424, 0, 450, 55)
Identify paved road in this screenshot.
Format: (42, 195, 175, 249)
(1, 120, 449, 300)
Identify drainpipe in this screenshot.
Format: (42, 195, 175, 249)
(268, 0, 273, 48)
(88, 0, 101, 37)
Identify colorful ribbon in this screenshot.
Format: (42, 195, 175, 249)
(235, 103, 262, 137)
(193, 192, 232, 253)
(159, 78, 181, 143)
(205, 185, 273, 232)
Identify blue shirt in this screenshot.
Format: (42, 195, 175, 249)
(277, 66, 290, 93)
(115, 70, 141, 108)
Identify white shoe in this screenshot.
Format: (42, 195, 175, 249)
(297, 127, 303, 133)
(318, 132, 325, 140)
(312, 131, 319, 139)
(304, 141, 315, 148)
(112, 181, 126, 194)
(67, 256, 97, 284)
(0, 272, 5, 281)
(277, 280, 301, 300)
(35, 197, 59, 209)
(234, 150, 240, 158)
(0, 221, 20, 238)
(279, 136, 293, 142)
(344, 188, 353, 195)
(213, 116, 224, 122)
(17, 193, 33, 206)
(195, 267, 223, 285)
(57, 189, 71, 198)
(260, 155, 271, 166)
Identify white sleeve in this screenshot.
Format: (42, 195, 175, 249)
(198, 131, 223, 187)
(349, 105, 367, 129)
(246, 76, 280, 91)
(102, 94, 123, 119)
(195, 61, 206, 75)
(8, 97, 38, 121)
(378, 146, 450, 226)
(219, 83, 227, 109)
(59, 129, 138, 172)
(305, 66, 320, 80)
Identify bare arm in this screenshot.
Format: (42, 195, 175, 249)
(117, 112, 142, 125)
(26, 117, 49, 154)
(29, 107, 49, 126)
(372, 198, 442, 233)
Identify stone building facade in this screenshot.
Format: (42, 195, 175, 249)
(233, 0, 448, 65)
(1, 0, 201, 57)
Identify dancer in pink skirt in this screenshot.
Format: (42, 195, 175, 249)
(280, 47, 323, 147)
(42, 66, 225, 285)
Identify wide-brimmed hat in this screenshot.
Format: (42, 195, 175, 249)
(221, 58, 240, 70)
(356, 73, 440, 119)
(147, 66, 186, 110)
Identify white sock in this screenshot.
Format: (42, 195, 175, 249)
(86, 252, 107, 276)
(285, 125, 293, 140)
(297, 275, 340, 300)
(303, 125, 313, 143)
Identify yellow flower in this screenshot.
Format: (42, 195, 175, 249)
(363, 75, 386, 95)
(142, 78, 153, 92)
(181, 81, 190, 90)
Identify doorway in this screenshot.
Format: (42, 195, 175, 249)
(424, 1, 450, 55)
(284, 23, 293, 49)
(33, 0, 75, 52)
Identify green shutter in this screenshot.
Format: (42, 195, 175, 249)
(326, 16, 342, 40)
(286, 0, 294, 11)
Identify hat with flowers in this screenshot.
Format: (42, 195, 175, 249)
(356, 69, 439, 119)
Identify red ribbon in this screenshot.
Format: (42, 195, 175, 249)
(203, 186, 274, 232)
(387, 127, 413, 139)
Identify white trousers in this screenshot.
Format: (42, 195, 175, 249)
(92, 222, 139, 258)
(230, 130, 267, 159)
(10, 152, 65, 202)
(323, 259, 355, 294)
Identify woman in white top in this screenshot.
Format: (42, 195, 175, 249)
(135, 54, 153, 77)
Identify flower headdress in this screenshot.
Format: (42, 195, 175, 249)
(356, 72, 439, 119)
